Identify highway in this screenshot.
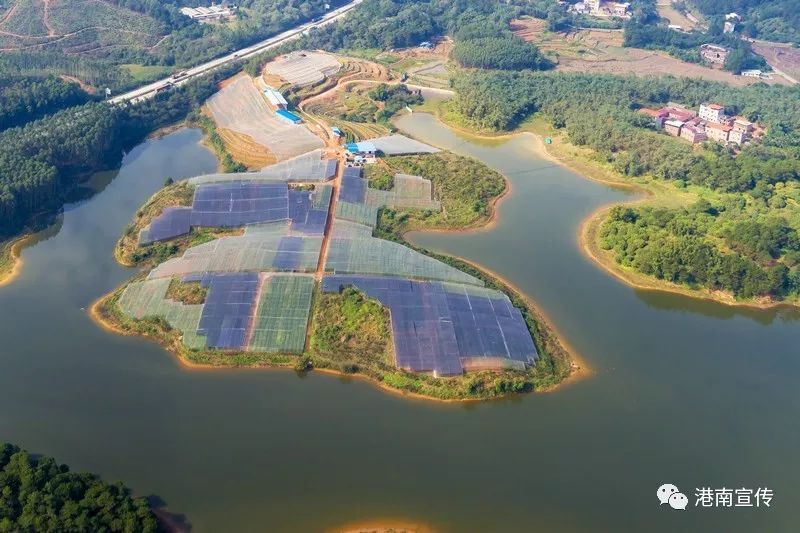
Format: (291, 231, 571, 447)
(109, 0, 364, 105)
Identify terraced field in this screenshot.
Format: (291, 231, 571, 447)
(303, 83, 391, 140)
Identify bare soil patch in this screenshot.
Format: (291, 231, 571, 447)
(206, 74, 323, 160)
(511, 18, 786, 86)
(656, 1, 700, 30)
(557, 49, 783, 86)
(752, 41, 800, 83)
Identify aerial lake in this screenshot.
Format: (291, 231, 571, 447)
(0, 120, 797, 532)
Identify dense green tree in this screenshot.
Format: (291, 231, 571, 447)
(0, 76, 90, 131)
(0, 443, 158, 532)
(452, 37, 552, 71)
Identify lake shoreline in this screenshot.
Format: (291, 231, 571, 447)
(431, 107, 800, 311)
(0, 233, 33, 288)
(392, 114, 589, 387)
(90, 287, 576, 403)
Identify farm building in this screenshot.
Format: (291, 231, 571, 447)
(643, 101, 759, 147)
(664, 119, 683, 137)
(700, 44, 729, 66)
(346, 141, 377, 163)
(733, 117, 754, 133)
(331, 127, 343, 137)
(664, 107, 696, 122)
(571, 0, 631, 18)
(741, 69, 771, 79)
(275, 109, 303, 124)
(346, 141, 377, 155)
(180, 4, 234, 21)
(263, 89, 288, 109)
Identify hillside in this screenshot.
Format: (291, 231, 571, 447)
(0, 0, 166, 54)
(0, 0, 349, 92)
(692, 0, 800, 44)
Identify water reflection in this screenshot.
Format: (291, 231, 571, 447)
(635, 288, 800, 324)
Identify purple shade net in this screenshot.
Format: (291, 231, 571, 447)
(143, 182, 290, 243)
(322, 276, 538, 376)
(193, 272, 260, 350)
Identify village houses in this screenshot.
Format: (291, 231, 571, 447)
(638, 102, 762, 148)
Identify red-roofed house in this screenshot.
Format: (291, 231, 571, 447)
(638, 108, 668, 118)
(662, 107, 696, 122)
(681, 124, 708, 144)
(705, 122, 732, 143)
(699, 103, 726, 123)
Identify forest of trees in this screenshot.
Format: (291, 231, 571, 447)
(0, 443, 158, 531)
(452, 36, 553, 71)
(452, 70, 800, 299)
(0, 76, 90, 131)
(303, 0, 556, 51)
(0, 64, 238, 238)
(600, 204, 799, 298)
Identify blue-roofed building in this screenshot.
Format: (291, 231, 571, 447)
(331, 127, 343, 137)
(276, 109, 303, 124)
(345, 140, 377, 164)
(346, 141, 376, 154)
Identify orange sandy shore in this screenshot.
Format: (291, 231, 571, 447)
(0, 233, 34, 288)
(325, 518, 437, 533)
